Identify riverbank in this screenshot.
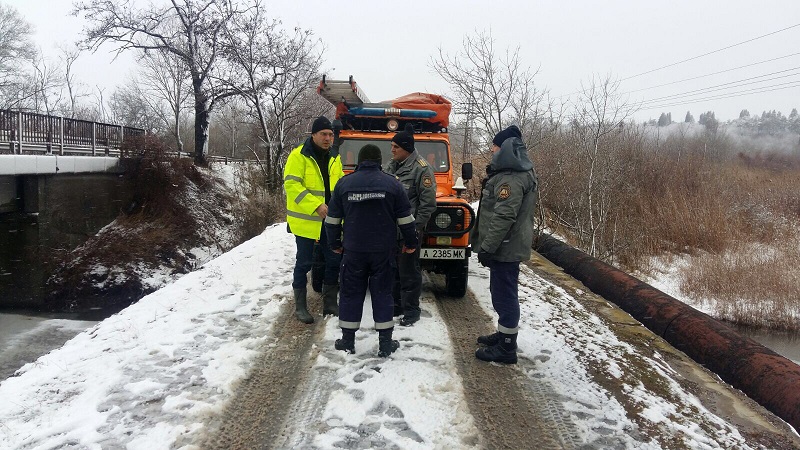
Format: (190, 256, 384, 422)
(641, 247, 800, 333)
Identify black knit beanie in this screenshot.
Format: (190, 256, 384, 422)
(492, 125, 522, 147)
(357, 144, 383, 164)
(311, 116, 332, 134)
(391, 124, 415, 152)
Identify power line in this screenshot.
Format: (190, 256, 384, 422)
(623, 52, 800, 95)
(637, 68, 800, 105)
(637, 82, 800, 111)
(620, 23, 800, 81)
(553, 51, 800, 102)
(551, 24, 800, 115)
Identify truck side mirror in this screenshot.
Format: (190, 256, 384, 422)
(461, 162, 473, 180)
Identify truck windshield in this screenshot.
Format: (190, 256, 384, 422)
(338, 139, 449, 173)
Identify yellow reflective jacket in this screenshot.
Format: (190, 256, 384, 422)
(283, 138, 344, 239)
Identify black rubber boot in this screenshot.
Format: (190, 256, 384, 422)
(335, 328, 356, 354)
(322, 284, 339, 316)
(293, 288, 314, 324)
(475, 332, 517, 364)
(378, 328, 400, 357)
(477, 332, 501, 346)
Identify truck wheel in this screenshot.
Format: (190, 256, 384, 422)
(445, 260, 468, 297)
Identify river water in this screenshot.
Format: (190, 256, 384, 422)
(733, 325, 800, 365)
(0, 310, 104, 380)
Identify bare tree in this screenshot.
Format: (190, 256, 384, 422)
(109, 76, 164, 132)
(0, 3, 37, 107)
(57, 44, 87, 118)
(212, 97, 247, 158)
(30, 54, 66, 115)
(75, 0, 244, 165)
(431, 29, 553, 156)
(137, 49, 192, 151)
(566, 74, 636, 256)
(222, 0, 323, 190)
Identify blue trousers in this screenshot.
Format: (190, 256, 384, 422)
(489, 260, 520, 332)
(338, 250, 396, 330)
(292, 232, 341, 289)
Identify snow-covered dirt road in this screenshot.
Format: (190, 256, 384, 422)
(1, 224, 798, 449)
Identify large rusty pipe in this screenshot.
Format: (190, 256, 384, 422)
(535, 234, 800, 432)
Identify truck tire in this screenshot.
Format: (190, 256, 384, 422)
(445, 260, 469, 297)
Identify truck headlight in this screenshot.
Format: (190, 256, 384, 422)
(434, 212, 452, 229)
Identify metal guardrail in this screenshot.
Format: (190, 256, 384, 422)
(0, 109, 145, 156)
(0, 109, 263, 166)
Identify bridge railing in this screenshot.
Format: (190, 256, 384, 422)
(0, 109, 145, 156)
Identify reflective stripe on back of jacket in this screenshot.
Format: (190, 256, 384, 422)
(324, 161, 418, 252)
(283, 137, 344, 239)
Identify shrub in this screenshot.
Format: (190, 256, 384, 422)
(229, 163, 286, 242)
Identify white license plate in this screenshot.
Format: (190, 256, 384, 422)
(420, 248, 465, 260)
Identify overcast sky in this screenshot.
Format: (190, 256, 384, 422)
(6, 0, 800, 122)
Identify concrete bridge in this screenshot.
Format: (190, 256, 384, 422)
(0, 155, 132, 308)
(0, 109, 144, 308)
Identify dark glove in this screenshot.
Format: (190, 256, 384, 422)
(477, 249, 493, 267)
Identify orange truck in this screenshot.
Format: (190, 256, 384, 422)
(317, 75, 475, 297)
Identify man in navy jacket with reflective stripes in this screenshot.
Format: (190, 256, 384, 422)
(324, 144, 418, 357)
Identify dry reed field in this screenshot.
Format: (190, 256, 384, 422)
(534, 126, 800, 331)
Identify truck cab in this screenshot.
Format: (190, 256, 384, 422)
(318, 76, 474, 297)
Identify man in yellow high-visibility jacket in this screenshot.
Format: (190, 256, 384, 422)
(284, 116, 345, 323)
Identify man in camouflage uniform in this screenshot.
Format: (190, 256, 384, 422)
(384, 124, 437, 326)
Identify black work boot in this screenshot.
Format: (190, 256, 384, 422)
(475, 332, 517, 364)
(377, 328, 400, 358)
(322, 284, 339, 316)
(335, 328, 356, 354)
(293, 288, 314, 324)
(477, 332, 501, 346)
(399, 285, 421, 327)
(399, 314, 419, 327)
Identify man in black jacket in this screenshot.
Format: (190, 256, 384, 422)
(325, 144, 418, 357)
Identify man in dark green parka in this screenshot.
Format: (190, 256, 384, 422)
(471, 125, 537, 364)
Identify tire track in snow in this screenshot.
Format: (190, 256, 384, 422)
(200, 291, 330, 449)
(432, 279, 576, 449)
